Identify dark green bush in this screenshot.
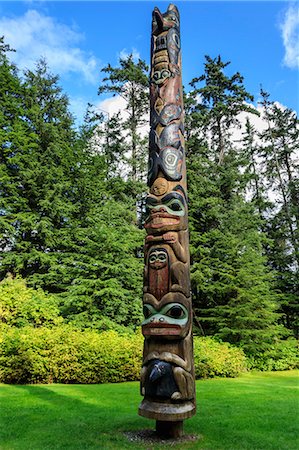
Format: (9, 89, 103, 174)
(247, 338, 299, 371)
(0, 326, 247, 384)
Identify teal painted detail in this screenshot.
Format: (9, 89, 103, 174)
(142, 303, 188, 326)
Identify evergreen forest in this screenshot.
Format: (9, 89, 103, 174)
(0, 37, 298, 382)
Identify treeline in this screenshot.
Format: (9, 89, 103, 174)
(0, 37, 298, 376)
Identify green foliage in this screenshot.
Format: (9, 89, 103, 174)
(59, 192, 145, 328)
(187, 58, 285, 357)
(193, 336, 247, 378)
(0, 326, 247, 384)
(0, 47, 144, 328)
(247, 338, 299, 372)
(189, 55, 258, 163)
(188, 150, 283, 355)
(0, 327, 142, 384)
(258, 90, 299, 338)
(0, 275, 61, 328)
(98, 54, 149, 182)
(0, 56, 78, 289)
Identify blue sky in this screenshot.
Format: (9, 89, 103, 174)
(0, 1, 298, 124)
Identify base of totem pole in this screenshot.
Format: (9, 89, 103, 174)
(138, 398, 196, 422)
(156, 420, 183, 438)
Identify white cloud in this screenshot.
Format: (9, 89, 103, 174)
(280, 3, 299, 69)
(96, 95, 129, 119)
(0, 9, 99, 83)
(118, 47, 141, 62)
(96, 94, 149, 138)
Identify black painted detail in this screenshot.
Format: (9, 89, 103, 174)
(145, 359, 179, 399)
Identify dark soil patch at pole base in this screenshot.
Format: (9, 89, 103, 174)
(124, 429, 200, 446)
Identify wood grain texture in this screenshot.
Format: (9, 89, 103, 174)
(139, 4, 196, 423)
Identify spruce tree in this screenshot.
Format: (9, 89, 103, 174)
(186, 56, 283, 355)
(189, 55, 257, 164)
(58, 110, 145, 329)
(0, 38, 39, 267)
(0, 58, 78, 291)
(258, 90, 299, 337)
(98, 55, 149, 182)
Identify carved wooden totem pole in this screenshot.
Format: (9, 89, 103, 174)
(138, 3, 196, 438)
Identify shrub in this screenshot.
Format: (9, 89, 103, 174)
(193, 336, 247, 378)
(0, 326, 143, 384)
(247, 338, 299, 371)
(0, 276, 62, 328)
(0, 326, 247, 384)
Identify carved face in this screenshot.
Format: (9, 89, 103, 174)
(148, 121, 184, 186)
(142, 302, 188, 338)
(152, 5, 180, 35)
(149, 248, 168, 270)
(147, 247, 170, 301)
(145, 190, 187, 234)
(151, 6, 180, 85)
(151, 68, 172, 86)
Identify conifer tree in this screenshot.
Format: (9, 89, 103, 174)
(186, 56, 283, 354)
(0, 58, 78, 291)
(189, 55, 257, 164)
(57, 110, 144, 329)
(0, 38, 39, 267)
(98, 55, 149, 182)
(258, 90, 299, 337)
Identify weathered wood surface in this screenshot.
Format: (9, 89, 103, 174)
(139, 3, 196, 426)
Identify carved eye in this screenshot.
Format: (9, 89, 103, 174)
(173, 33, 180, 47)
(149, 254, 157, 264)
(167, 200, 183, 212)
(157, 252, 167, 263)
(168, 305, 184, 319)
(143, 305, 151, 319)
(161, 70, 170, 79)
(165, 152, 177, 167)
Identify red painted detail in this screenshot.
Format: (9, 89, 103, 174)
(148, 259, 169, 300)
(142, 324, 181, 336)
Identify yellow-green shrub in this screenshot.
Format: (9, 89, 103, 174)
(0, 326, 246, 384)
(0, 276, 61, 328)
(194, 336, 247, 378)
(0, 326, 143, 384)
(247, 338, 299, 371)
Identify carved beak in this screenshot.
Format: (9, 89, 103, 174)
(153, 7, 164, 31)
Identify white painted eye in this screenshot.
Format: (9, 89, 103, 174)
(157, 252, 167, 262)
(161, 70, 170, 79)
(149, 254, 157, 263)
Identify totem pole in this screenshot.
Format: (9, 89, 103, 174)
(138, 4, 196, 438)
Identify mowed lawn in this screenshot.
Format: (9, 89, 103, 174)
(0, 371, 298, 450)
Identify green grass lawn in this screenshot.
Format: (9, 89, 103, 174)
(0, 370, 298, 450)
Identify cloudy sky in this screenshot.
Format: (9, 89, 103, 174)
(0, 1, 298, 124)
